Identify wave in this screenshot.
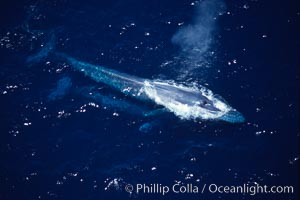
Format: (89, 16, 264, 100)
(142, 80, 243, 122)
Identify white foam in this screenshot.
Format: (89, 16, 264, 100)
(143, 80, 231, 120)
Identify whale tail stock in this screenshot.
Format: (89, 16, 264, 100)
(26, 32, 57, 64)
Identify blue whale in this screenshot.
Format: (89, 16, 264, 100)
(55, 53, 244, 123)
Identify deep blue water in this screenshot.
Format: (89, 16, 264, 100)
(0, 0, 299, 200)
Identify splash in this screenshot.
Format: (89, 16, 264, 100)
(142, 80, 243, 122)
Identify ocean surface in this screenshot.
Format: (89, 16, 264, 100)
(0, 0, 299, 199)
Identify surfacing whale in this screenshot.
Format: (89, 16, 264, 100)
(56, 53, 244, 123)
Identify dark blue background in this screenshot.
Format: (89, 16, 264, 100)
(0, 0, 299, 199)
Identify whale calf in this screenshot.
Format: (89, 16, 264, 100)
(55, 53, 244, 123)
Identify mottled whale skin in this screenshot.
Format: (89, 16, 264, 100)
(56, 53, 244, 123)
